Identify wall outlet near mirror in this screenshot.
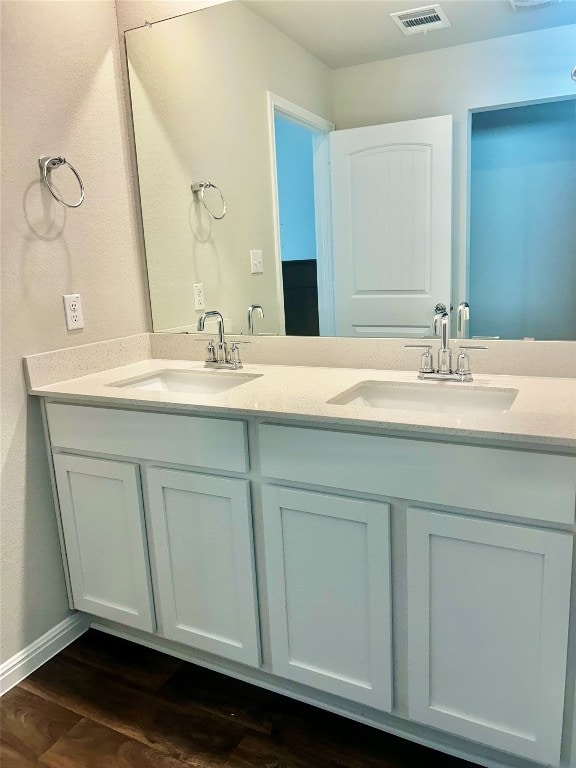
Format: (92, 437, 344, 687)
(193, 283, 205, 310)
(63, 293, 84, 331)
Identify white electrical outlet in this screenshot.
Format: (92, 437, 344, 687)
(250, 249, 264, 274)
(63, 294, 84, 330)
(193, 283, 205, 310)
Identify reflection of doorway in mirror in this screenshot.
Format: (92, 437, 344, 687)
(275, 114, 321, 336)
(268, 93, 334, 337)
(470, 98, 576, 341)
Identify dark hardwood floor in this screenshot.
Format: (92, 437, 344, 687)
(1, 630, 480, 767)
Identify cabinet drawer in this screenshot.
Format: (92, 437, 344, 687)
(47, 403, 248, 472)
(259, 424, 576, 524)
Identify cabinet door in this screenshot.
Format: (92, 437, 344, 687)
(407, 508, 572, 766)
(262, 486, 392, 711)
(53, 454, 155, 631)
(146, 468, 260, 666)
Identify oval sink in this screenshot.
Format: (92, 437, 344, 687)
(109, 369, 262, 395)
(328, 381, 518, 416)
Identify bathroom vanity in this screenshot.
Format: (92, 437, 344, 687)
(25, 347, 576, 768)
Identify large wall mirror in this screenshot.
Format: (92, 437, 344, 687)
(125, 0, 575, 340)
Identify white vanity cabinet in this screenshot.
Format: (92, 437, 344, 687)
(406, 508, 573, 766)
(52, 453, 155, 632)
(46, 402, 261, 667)
(43, 402, 576, 768)
(262, 486, 392, 710)
(258, 422, 575, 766)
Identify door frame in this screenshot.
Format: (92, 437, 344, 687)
(266, 92, 335, 336)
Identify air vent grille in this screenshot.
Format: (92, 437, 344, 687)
(390, 4, 451, 35)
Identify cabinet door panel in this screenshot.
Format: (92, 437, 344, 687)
(263, 486, 392, 711)
(407, 509, 572, 766)
(147, 468, 260, 666)
(53, 454, 155, 631)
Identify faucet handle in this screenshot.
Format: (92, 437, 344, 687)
(404, 344, 434, 374)
(229, 340, 249, 368)
(205, 339, 217, 363)
(456, 345, 487, 375)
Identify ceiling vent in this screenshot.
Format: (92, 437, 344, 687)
(509, 0, 558, 9)
(390, 4, 451, 35)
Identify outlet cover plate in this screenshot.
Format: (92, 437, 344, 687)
(63, 294, 84, 330)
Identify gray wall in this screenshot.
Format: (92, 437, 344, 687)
(0, 0, 149, 663)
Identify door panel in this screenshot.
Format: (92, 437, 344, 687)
(53, 454, 155, 631)
(407, 508, 572, 765)
(146, 468, 260, 666)
(330, 115, 452, 337)
(262, 486, 392, 710)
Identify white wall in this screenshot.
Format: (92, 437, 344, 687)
(333, 25, 576, 312)
(126, 1, 333, 334)
(0, 1, 149, 663)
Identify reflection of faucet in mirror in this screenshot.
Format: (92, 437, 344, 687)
(248, 304, 264, 335)
(457, 302, 470, 339)
(431, 303, 447, 338)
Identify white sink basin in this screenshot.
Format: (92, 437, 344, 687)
(110, 369, 262, 395)
(328, 381, 518, 416)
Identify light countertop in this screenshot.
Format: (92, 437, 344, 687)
(27, 358, 576, 450)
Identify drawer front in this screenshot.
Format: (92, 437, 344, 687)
(259, 424, 576, 524)
(47, 403, 248, 472)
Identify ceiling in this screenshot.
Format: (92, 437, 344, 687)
(243, 0, 576, 69)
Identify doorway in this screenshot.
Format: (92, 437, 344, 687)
(268, 93, 334, 336)
(274, 114, 320, 335)
(469, 98, 576, 340)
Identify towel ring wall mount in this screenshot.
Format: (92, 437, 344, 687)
(191, 181, 226, 220)
(39, 156, 85, 209)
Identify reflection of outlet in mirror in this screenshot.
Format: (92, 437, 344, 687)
(250, 249, 263, 274)
(194, 283, 205, 310)
(63, 293, 84, 330)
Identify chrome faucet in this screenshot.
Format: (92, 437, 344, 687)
(457, 302, 470, 339)
(436, 310, 452, 374)
(248, 304, 264, 335)
(431, 303, 447, 337)
(406, 308, 487, 382)
(197, 310, 245, 369)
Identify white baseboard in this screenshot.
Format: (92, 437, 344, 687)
(0, 612, 90, 696)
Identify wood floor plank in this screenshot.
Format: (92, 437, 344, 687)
(12, 634, 481, 768)
(222, 733, 347, 768)
(0, 686, 80, 762)
(61, 630, 182, 691)
(0, 739, 39, 768)
(264, 705, 475, 768)
(159, 663, 277, 735)
(20, 655, 246, 766)
(39, 717, 191, 768)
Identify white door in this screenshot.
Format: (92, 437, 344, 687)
(53, 454, 155, 631)
(262, 486, 392, 711)
(146, 468, 260, 666)
(407, 508, 572, 766)
(330, 115, 452, 337)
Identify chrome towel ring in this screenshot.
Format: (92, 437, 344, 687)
(191, 181, 226, 220)
(38, 156, 85, 208)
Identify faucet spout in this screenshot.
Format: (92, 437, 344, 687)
(248, 304, 264, 335)
(197, 310, 225, 345)
(436, 310, 452, 373)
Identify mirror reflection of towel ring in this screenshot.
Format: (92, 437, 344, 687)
(39, 156, 85, 208)
(191, 181, 226, 220)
